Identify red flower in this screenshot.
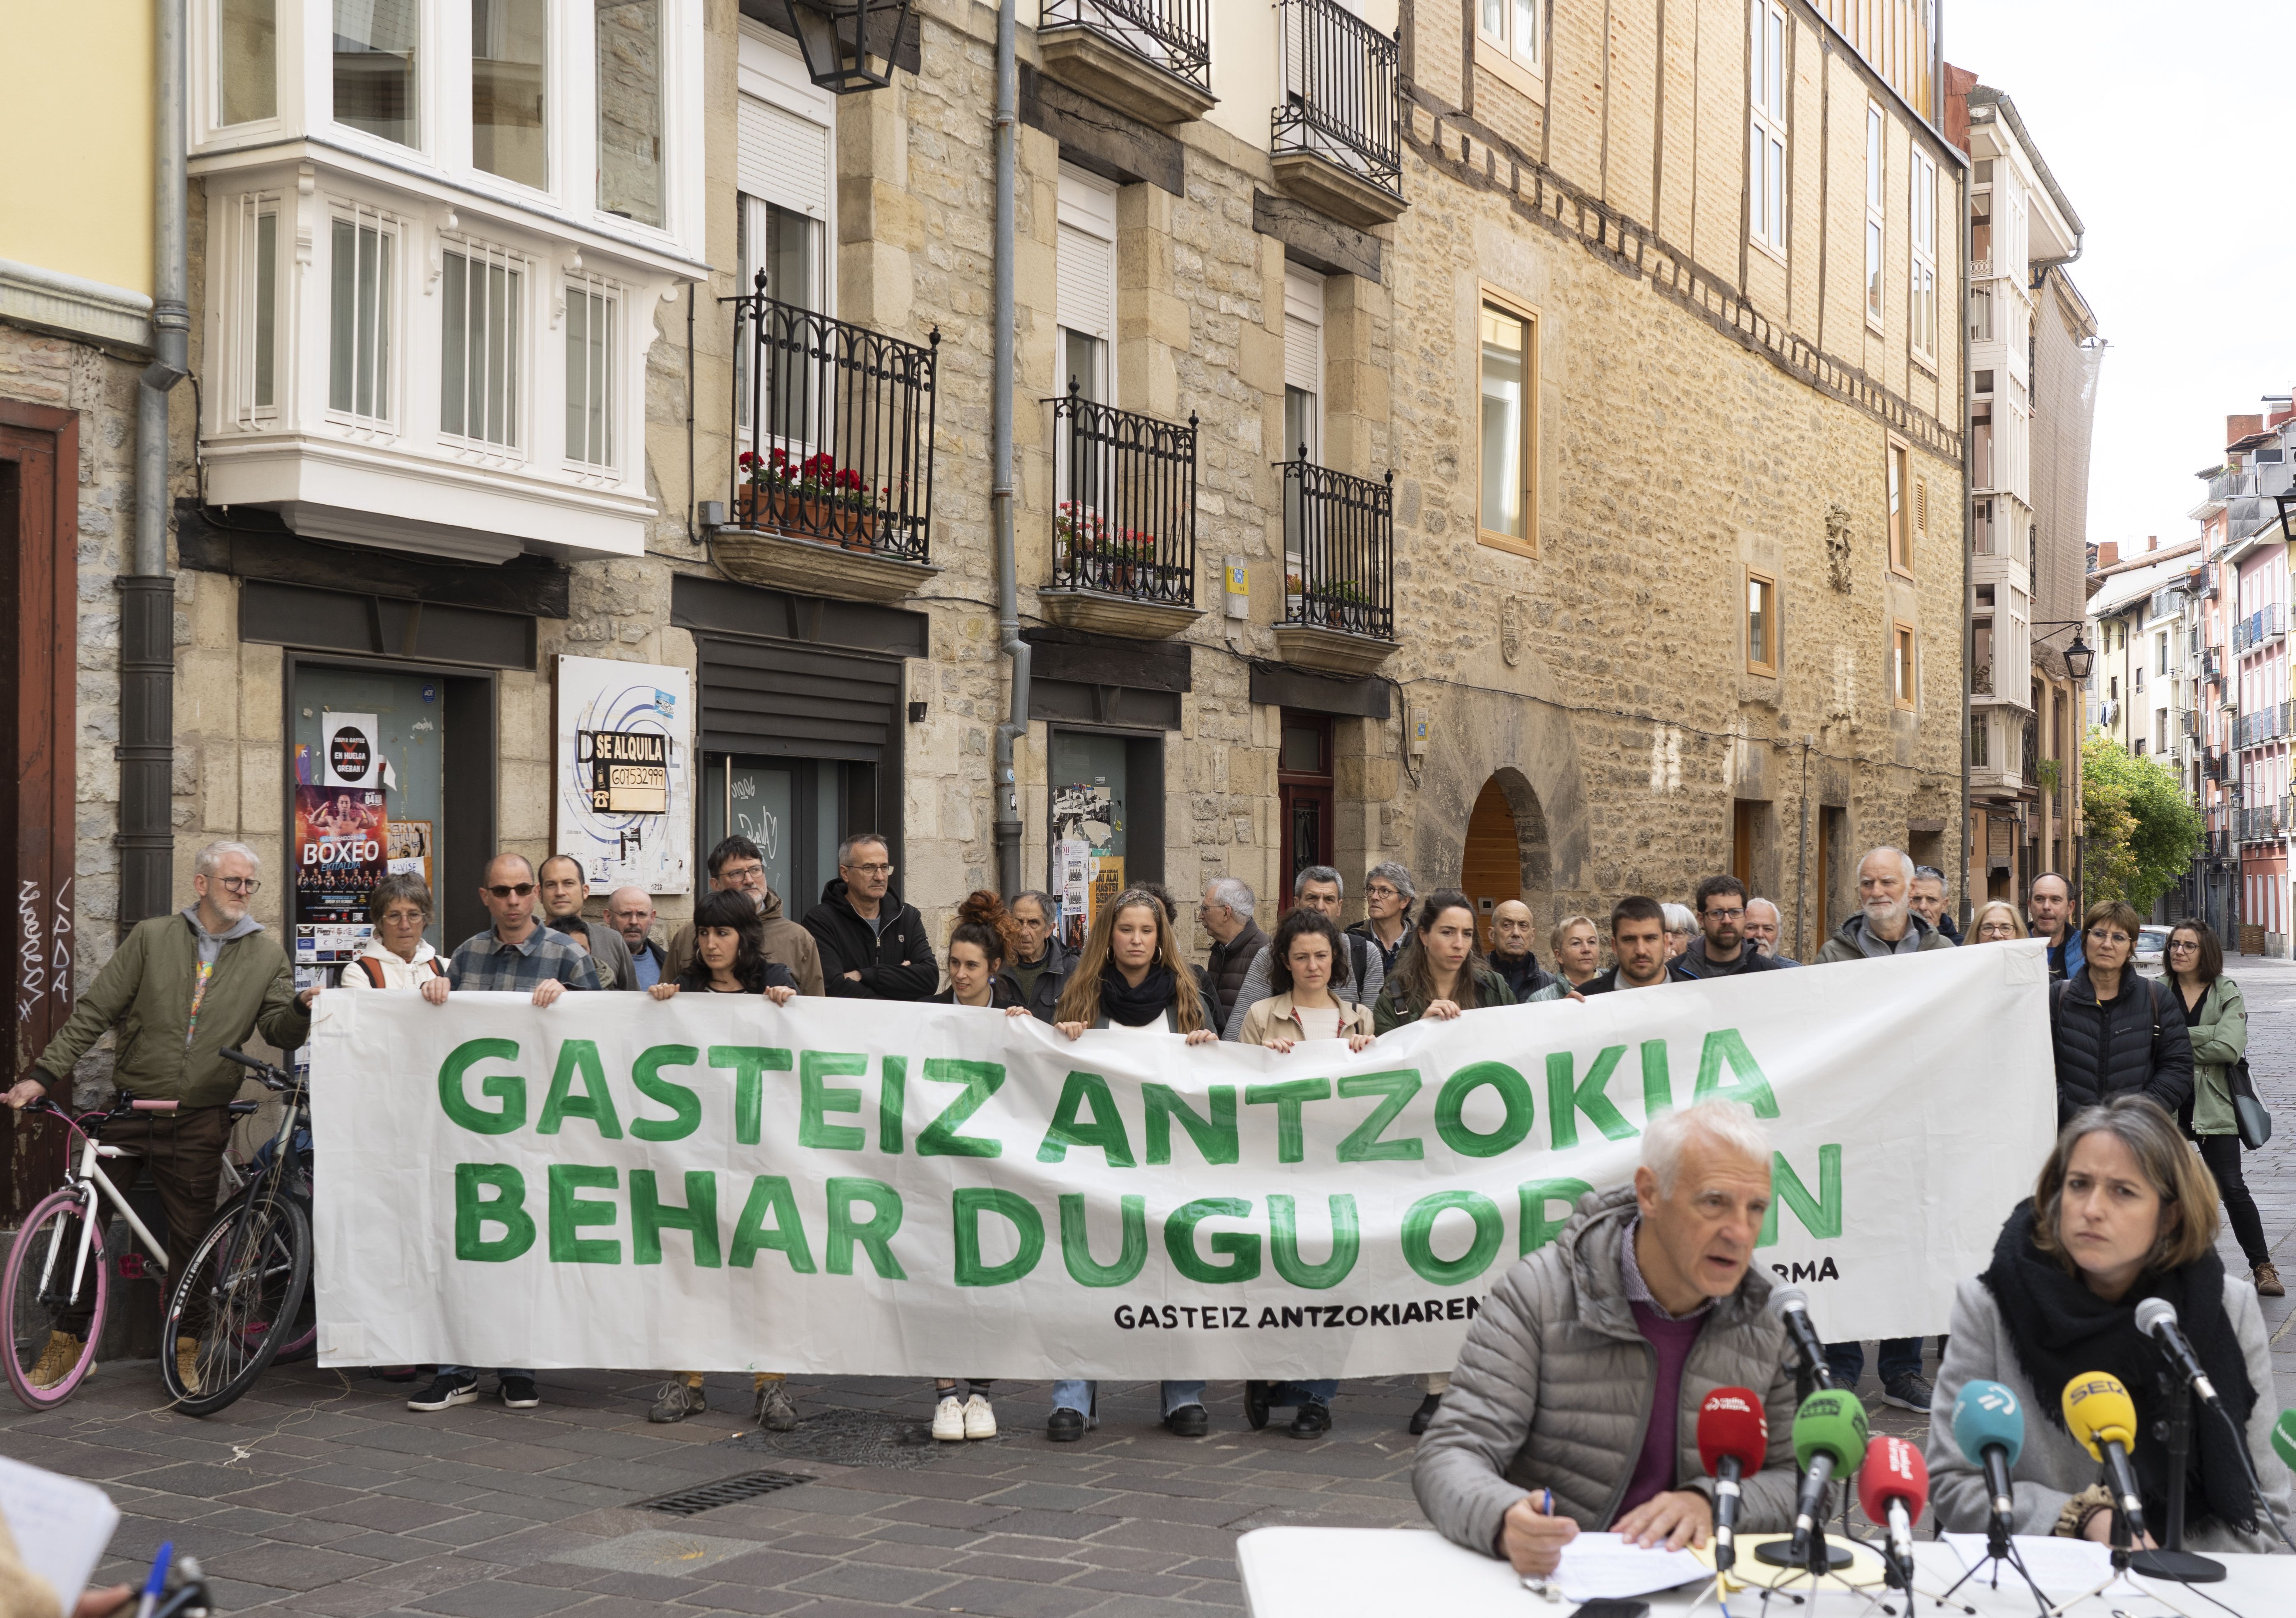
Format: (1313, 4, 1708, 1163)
(768, 446, 789, 466)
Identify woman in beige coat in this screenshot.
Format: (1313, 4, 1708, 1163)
(1237, 908, 1376, 1053)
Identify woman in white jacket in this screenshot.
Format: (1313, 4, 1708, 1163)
(331, 873, 448, 1001)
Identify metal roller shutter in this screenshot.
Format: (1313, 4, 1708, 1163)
(738, 93, 831, 221)
(696, 635, 900, 763)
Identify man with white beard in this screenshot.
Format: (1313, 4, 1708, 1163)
(1813, 846, 1954, 963)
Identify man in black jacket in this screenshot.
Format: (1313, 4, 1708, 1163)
(1675, 876, 1788, 980)
(803, 833, 937, 1000)
(1002, 890, 1072, 1020)
(1198, 878, 1265, 1029)
(1486, 899, 1553, 999)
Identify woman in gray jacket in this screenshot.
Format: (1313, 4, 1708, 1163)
(1926, 1096, 2293, 1553)
(2165, 920, 2279, 1297)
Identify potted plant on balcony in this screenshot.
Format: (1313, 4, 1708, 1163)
(1319, 578, 1371, 632)
(739, 447, 879, 550)
(1285, 572, 1305, 620)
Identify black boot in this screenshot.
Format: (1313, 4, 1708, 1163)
(1289, 1401, 1331, 1439)
(1409, 1393, 1441, 1435)
(1244, 1380, 1272, 1431)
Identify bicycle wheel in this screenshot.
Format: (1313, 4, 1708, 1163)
(271, 1195, 318, 1364)
(2, 1188, 109, 1410)
(161, 1191, 310, 1417)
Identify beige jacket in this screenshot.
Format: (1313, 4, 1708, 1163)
(1237, 990, 1374, 1046)
(665, 887, 825, 997)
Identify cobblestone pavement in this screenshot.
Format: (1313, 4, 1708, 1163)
(13, 955, 2296, 1614)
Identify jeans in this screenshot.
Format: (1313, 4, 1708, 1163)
(1264, 1379, 1338, 1407)
(2198, 1133, 2272, 1267)
(1051, 1379, 1204, 1418)
(437, 1365, 534, 1383)
(1823, 1339, 1923, 1389)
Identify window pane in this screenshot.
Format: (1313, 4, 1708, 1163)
(440, 254, 467, 434)
(330, 220, 355, 412)
(1865, 220, 1882, 318)
(220, 0, 277, 124)
(253, 211, 276, 408)
(1481, 0, 1503, 39)
(1063, 329, 1106, 404)
(1748, 123, 1765, 239)
(1866, 108, 1881, 208)
(473, 0, 548, 188)
(365, 227, 391, 417)
(565, 288, 613, 464)
(1513, 0, 1536, 60)
(596, 0, 664, 226)
(767, 203, 819, 313)
(1766, 9, 1782, 112)
(1748, 578, 1770, 666)
(441, 251, 520, 446)
(1766, 137, 1783, 244)
(1479, 305, 1526, 539)
(334, 0, 418, 146)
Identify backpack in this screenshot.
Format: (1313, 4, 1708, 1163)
(354, 954, 445, 988)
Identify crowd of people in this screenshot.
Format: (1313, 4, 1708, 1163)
(4, 834, 2280, 1467)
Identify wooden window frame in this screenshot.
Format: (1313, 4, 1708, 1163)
(1908, 148, 1938, 369)
(1473, 0, 1545, 104)
(1886, 437, 1913, 577)
(1748, 0, 1790, 262)
(1892, 621, 1919, 710)
(1863, 103, 1885, 331)
(1475, 284, 1540, 559)
(1745, 568, 1777, 676)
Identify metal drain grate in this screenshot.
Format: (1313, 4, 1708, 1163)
(637, 1469, 814, 1516)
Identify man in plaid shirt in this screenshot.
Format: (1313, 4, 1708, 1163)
(408, 851, 599, 1418)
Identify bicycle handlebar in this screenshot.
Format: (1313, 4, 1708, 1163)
(221, 1047, 298, 1091)
(130, 1098, 181, 1111)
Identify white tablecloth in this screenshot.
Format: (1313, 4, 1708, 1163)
(1236, 1525, 2287, 1616)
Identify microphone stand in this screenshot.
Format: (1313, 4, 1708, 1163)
(1930, 1513, 2052, 1616)
(2129, 1363, 2227, 1584)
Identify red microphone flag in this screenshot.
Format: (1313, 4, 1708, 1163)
(1857, 1433, 1931, 1523)
(1697, 1386, 1768, 1477)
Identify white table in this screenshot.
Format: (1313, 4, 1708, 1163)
(1236, 1525, 2289, 1616)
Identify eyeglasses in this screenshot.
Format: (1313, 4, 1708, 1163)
(1367, 885, 1402, 899)
(485, 883, 537, 899)
(1702, 907, 1745, 921)
(848, 862, 894, 876)
(210, 876, 260, 894)
(718, 863, 765, 883)
(2087, 928, 2132, 946)
(2167, 940, 2200, 952)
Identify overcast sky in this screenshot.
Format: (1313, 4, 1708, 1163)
(1946, 1, 2296, 554)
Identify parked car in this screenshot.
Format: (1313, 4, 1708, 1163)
(2134, 924, 2170, 974)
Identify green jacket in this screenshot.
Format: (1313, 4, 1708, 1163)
(2180, 975, 2248, 1138)
(1373, 965, 1515, 1035)
(33, 912, 311, 1108)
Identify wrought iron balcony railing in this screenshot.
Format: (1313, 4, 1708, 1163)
(1048, 384, 1198, 606)
(1272, 0, 1401, 200)
(1279, 457, 1393, 640)
(729, 271, 938, 561)
(1040, 0, 1211, 94)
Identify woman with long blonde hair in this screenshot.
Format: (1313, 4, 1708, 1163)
(1044, 889, 1218, 1445)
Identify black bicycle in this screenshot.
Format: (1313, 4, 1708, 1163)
(158, 1048, 313, 1416)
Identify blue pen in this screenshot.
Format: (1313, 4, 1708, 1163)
(133, 1541, 173, 1618)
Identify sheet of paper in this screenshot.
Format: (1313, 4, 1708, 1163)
(1941, 1531, 2112, 1591)
(0, 1454, 121, 1605)
(1545, 1532, 1711, 1601)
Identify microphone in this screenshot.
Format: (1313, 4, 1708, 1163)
(1787, 1388, 1869, 1564)
(2135, 1298, 2220, 1407)
(1857, 1434, 1929, 1586)
(1770, 1287, 1836, 1390)
(2063, 1373, 2147, 1544)
(1950, 1379, 2025, 1544)
(1696, 1386, 1769, 1573)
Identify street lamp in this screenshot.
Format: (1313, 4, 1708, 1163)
(2062, 630, 2094, 682)
(779, 0, 914, 92)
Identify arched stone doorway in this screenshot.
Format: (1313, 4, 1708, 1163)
(1460, 769, 1555, 928)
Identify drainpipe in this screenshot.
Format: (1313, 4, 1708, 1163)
(1959, 150, 1973, 927)
(991, 0, 1030, 899)
(120, 0, 190, 932)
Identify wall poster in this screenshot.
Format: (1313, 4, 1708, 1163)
(553, 656, 692, 895)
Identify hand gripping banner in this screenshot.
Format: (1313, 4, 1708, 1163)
(310, 940, 2055, 1377)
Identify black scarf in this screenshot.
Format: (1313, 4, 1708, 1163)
(1099, 961, 1179, 1027)
(1981, 1201, 2257, 1533)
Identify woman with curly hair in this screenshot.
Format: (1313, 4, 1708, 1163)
(1044, 889, 1219, 1443)
(930, 891, 1028, 1011)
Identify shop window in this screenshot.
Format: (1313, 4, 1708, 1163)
(1477, 293, 1537, 555)
(1278, 712, 1334, 894)
(334, 0, 418, 148)
(219, 0, 277, 125)
(473, 0, 549, 189)
(597, 0, 665, 226)
(328, 211, 394, 422)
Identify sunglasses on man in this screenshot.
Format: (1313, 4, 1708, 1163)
(485, 882, 537, 899)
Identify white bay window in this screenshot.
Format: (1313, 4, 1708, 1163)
(327, 210, 395, 422)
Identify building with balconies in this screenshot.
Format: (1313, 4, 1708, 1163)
(1951, 75, 2092, 907)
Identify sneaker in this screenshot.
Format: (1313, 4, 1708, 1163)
(500, 1376, 541, 1409)
(1289, 1401, 1332, 1439)
(175, 1335, 201, 1395)
(1408, 1393, 1442, 1436)
(1164, 1404, 1209, 1438)
(755, 1382, 799, 1432)
(1046, 1407, 1084, 1442)
(1243, 1379, 1273, 1431)
(1880, 1372, 1935, 1413)
(28, 1331, 87, 1390)
(407, 1372, 480, 1412)
(962, 1393, 997, 1440)
(649, 1380, 707, 1423)
(932, 1395, 967, 1441)
(2257, 1262, 2286, 1299)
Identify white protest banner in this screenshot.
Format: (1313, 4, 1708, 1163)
(310, 940, 2054, 1377)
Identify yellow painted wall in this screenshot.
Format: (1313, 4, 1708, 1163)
(0, 0, 154, 294)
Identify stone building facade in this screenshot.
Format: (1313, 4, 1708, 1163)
(4, 0, 1970, 1076)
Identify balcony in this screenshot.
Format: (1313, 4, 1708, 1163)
(1041, 386, 1202, 638)
(1270, 0, 1403, 228)
(718, 277, 940, 602)
(1275, 458, 1394, 676)
(1037, 0, 1216, 126)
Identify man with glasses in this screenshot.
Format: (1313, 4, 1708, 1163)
(1674, 876, 1785, 979)
(666, 835, 824, 995)
(538, 853, 637, 991)
(1348, 862, 1418, 978)
(804, 832, 936, 1000)
(5, 841, 315, 1393)
(415, 851, 602, 1416)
